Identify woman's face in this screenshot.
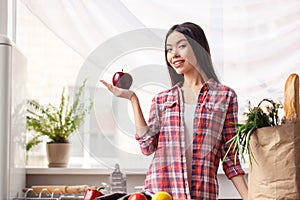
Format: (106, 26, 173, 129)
(166, 31, 198, 75)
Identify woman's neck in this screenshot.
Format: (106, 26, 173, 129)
(181, 79, 203, 104)
(183, 68, 206, 86)
(181, 68, 208, 104)
(182, 72, 204, 92)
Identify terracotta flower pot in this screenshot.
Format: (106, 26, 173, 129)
(46, 142, 71, 168)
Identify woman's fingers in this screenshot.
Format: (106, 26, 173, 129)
(100, 79, 133, 99)
(100, 79, 107, 86)
(100, 80, 114, 92)
(100, 80, 110, 88)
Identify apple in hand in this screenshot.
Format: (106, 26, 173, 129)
(112, 69, 133, 89)
(128, 192, 148, 200)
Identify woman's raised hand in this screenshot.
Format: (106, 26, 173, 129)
(100, 80, 134, 100)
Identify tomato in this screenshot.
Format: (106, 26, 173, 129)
(128, 192, 148, 200)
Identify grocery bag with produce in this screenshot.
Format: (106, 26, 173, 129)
(224, 73, 300, 199)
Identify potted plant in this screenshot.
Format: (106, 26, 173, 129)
(26, 80, 93, 167)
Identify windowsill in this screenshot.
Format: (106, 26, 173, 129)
(25, 167, 148, 175)
(26, 164, 249, 175)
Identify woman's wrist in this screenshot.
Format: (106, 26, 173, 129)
(130, 92, 137, 102)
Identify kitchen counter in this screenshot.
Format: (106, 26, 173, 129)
(26, 166, 248, 199)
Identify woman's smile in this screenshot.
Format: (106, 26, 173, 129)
(172, 59, 185, 68)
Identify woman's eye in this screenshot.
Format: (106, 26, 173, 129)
(166, 48, 172, 53)
(178, 44, 186, 49)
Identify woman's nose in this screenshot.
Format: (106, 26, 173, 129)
(171, 49, 180, 57)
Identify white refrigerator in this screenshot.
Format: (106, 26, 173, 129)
(0, 35, 27, 199)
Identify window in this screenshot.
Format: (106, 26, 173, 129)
(17, 1, 299, 171)
(16, 1, 155, 170)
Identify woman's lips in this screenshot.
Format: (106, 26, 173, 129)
(172, 60, 184, 68)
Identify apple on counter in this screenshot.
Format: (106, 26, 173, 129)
(112, 69, 133, 89)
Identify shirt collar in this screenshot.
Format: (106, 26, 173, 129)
(167, 78, 219, 105)
(171, 78, 218, 91)
(203, 78, 218, 91)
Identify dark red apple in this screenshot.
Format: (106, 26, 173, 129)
(112, 69, 133, 89)
(128, 192, 147, 200)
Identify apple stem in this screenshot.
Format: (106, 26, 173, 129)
(122, 69, 123, 72)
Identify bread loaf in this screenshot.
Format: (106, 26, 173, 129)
(30, 185, 67, 194)
(284, 73, 300, 121)
(29, 185, 89, 194)
(65, 185, 88, 194)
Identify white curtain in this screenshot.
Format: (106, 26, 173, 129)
(19, 0, 300, 170)
(20, 0, 300, 114)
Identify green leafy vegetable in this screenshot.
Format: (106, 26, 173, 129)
(223, 98, 282, 164)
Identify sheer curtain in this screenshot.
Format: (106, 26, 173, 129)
(19, 0, 300, 168)
(20, 0, 300, 101)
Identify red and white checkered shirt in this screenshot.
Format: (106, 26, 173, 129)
(136, 79, 245, 199)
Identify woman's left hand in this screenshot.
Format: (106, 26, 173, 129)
(100, 80, 134, 100)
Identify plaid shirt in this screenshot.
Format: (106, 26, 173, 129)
(136, 79, 245, 199)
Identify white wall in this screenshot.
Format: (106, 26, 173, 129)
(0, 0, 8, 35)
(0, 0, 15, 40)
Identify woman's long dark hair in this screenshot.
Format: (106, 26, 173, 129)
(165, 22, 220, 86)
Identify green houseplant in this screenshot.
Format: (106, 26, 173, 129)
(26, 80, 93, 167)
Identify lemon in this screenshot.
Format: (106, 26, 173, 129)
(152, 191, 172, 200)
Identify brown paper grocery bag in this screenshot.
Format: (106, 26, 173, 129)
(248, 121, 300, 200)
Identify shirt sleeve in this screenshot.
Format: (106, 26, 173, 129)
(135, 95, 161, 156)
(221, 91, 245, 179)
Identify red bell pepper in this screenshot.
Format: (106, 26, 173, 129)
(83, 188, 103, 200)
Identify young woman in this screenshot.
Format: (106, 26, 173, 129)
(101, 22, 248, 200)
